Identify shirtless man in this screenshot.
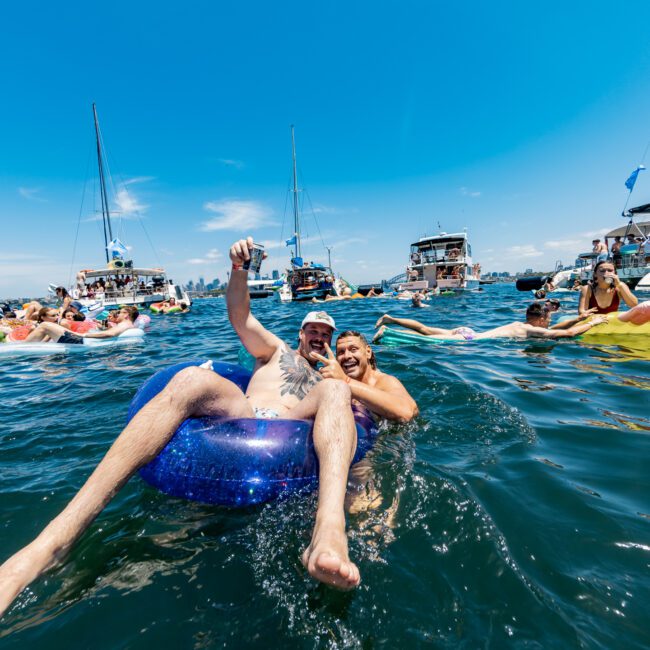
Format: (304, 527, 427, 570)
(0, 237, 416, 617)
(312, 330, 417, 422)
(374, 302, 608, 342)
(23, 306, 138, 344)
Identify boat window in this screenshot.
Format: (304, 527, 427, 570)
(467, 244, 472, 256)
(175, 286, 183, 299)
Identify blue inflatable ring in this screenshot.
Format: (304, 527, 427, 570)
(127, 360, 378, 506)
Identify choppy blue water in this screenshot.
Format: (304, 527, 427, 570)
(1, 285, 649, 648)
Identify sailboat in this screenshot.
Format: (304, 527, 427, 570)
(276, 126, 337, 302)
(67, 104, 191, 310)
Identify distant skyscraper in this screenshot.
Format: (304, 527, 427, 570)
(272, 269, 279, 280)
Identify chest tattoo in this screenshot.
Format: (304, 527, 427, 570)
(278, 348, 321, 399)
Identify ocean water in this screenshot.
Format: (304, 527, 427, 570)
(0, 285, 649, 649)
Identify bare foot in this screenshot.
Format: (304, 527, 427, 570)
(374, 314, 391, 328)
(301, 519, 360, 590)
(372, 326, 386, 344)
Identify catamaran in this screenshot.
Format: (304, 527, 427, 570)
(276, 126, 338, 302)
(63, 104, 191, 310)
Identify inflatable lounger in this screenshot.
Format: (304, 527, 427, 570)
(0, 328, 144, 357)
(376, 326, 451, 347)
(377, 311, 650, 348)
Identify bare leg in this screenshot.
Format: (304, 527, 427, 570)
(288, 379, 360, 589)
(0, 367, 253, 617)
(22, 301, 43, 321)
(25, 322, 68, 343)
(374, 313, 454, 336)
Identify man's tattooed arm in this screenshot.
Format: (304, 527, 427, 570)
(278, 347, 322, 399)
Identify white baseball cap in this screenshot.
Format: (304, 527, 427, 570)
(301, 311, 337, 331)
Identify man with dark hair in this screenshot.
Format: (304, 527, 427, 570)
(311, 330, 418, 422)
(374, 302, 607, 342)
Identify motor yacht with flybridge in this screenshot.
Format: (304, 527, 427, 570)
(399, 230, 480, 292)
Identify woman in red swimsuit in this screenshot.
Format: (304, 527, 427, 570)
(578, 260, 638, 315)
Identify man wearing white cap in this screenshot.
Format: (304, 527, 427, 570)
(0, 238, 369, 615)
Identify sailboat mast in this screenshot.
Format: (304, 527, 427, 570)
(93, 103, 114, 264)
(290, 125, 301, 259)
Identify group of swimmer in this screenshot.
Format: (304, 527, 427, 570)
(1, 240, 648, 617)
(0, 287, 141, 345)
(0, 236, 420, 613)
(0, 285, 191, 346)
(374, 261, 645, 343)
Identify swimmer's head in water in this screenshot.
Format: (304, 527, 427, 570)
(526, 302, 552, 325)
(544, 298, 561, 312)
(335, 330, 377, 377)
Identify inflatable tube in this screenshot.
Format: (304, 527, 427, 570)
(516, 276, 547, 292)
(7, 324, 34, 342)
(134, 314, 151, 329)
(69, 320, 99, 334)
(128, 361, 378, 506)
(150, 302, 164, 314)
(0, 328, 144, 356)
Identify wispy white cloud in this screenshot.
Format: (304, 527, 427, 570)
(112, 177, 153, 216)
(186, 248, 223, 265)
(18, 187, 47, 202)
(544, 239, 583, 250)
(114, 188, 148, 215)
(199, 199, 275, 231)
(218, 158, 244, 170)
(311, 203, 359, 215)
(460, 186, 482, 198)
(505, 244, 543, 258)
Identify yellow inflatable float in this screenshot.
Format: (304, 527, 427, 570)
(577, 302, 650, 353)
(580, 302, 650, 339)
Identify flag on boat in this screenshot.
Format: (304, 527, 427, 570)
(625, 165, 646, 191)
(285, 234, 297, 247)
(106, 238, 128, 259)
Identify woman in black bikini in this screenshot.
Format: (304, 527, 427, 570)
(578, 260, 638, 315)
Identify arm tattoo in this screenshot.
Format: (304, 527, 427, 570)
(278, 347, 322, 399)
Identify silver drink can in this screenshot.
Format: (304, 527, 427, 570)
(243, 243, 264, 274)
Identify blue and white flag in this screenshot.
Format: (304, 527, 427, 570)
(285, 234, 297, 247)
(625, 165, 646, 191)
(106, 238, 128, 258)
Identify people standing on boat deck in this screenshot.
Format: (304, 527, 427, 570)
(592, 239, 609, 262)
(578, 260, 638, 316)
(0, 236, 418, 615)
(611, 236, 623, 268)
(22, 306, 138, 345)
(373, 302, 609, 342)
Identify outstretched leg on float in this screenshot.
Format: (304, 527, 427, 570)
(287, 378, 359, 589)
(374, 314, 455, 336)
(0, 367, 253, 617)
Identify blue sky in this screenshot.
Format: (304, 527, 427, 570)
(3, 1, 650, 296)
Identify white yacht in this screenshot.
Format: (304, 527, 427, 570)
(399, 230, 481, 291)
